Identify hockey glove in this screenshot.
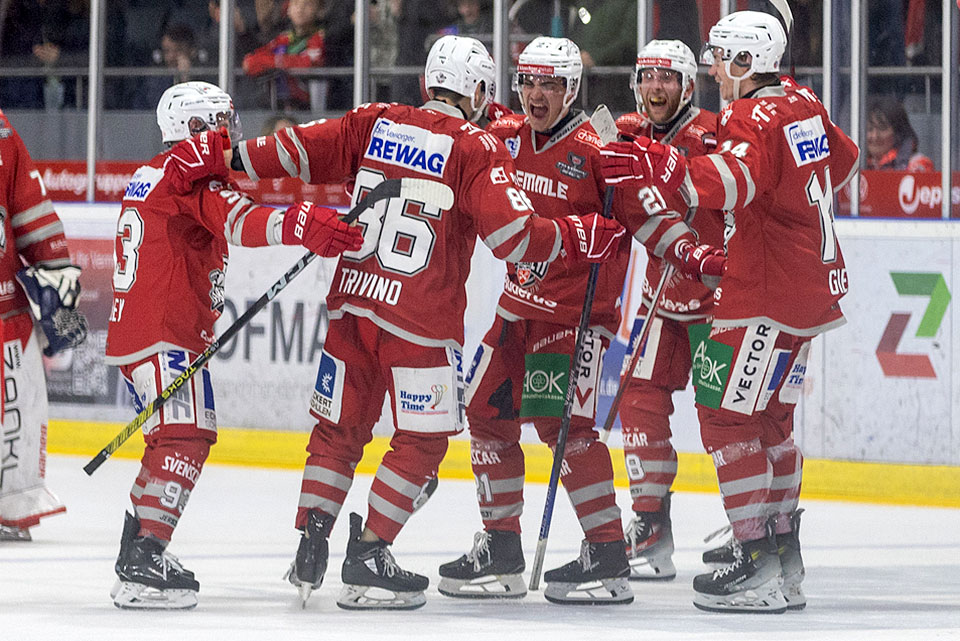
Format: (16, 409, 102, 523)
(600, 137, 687, 196)
(282, 201, 364, 257)
(164, 127, 232, 195)
(485, 101, 513, 122)
(16, 265, 89, 356)
(676, 240, 726, 283)
(556, 213, 627, 266)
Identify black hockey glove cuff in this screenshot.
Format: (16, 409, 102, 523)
(231, 146, 245, 172)
(16, 265, 89, 356)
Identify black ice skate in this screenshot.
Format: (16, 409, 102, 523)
(693, 523, 786, 614)
(112, 511, 199, 610)
(777, 508, 806, 610)
(438, 530, 526, 599)
(624, 492, 676, 581)
(702, 524, 740, 567)
(284, 509, 335, 608)
(543, 539, 633, 605)
(0, 524, 32, 541)
(337, 512, 428, 610)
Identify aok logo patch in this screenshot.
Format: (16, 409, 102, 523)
(689, 324, 733, 410)
(520, 352, 569, 418)
(876, 272, 950, 378)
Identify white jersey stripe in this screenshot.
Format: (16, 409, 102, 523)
(709, 155, 739, 211)
(735, 158, 756, 207)
(290, 132, 312, 183)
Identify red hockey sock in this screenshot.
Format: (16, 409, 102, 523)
(560, 438, 622, 543)
(768, 438, 803, 534)
(296, 454, 357, 529)
(130, 437, 210, 542)
(471, 439, 525, 534)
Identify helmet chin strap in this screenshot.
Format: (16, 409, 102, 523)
(725, 60, 755, 100)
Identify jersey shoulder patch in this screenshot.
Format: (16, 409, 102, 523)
(123, 164, 165, 202)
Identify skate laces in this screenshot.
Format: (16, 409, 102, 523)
(375, 546, 407, 579)
(712, 549, 745, 580)
(467, 531, 492, 572)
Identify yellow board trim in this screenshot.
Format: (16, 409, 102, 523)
(52, 419, 960, 508)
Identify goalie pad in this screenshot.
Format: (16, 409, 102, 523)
(16, 265, 88, 356)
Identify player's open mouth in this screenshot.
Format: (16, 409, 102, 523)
(529, 104, 549, 120)
(647, 96, 667, 107)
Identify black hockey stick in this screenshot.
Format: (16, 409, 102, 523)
(84, 177, 454, 476)
(527, 106, 621, 591)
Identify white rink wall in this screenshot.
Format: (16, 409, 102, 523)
(53, 204, 959, 466)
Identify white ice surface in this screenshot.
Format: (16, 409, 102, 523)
(2, 455, 959, 641)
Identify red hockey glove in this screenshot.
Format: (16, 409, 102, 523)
(557, 213, 626, 265)
(600, 136, 687, 196)
(165, 127, 231, 195)
(485, 101, 513, 122)
(676, 240, 726, 279)
(282, 201, 364, 257)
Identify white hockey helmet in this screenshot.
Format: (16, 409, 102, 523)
(513, 36, 583, 119)
(630, 39, 698, 119)
(156, 81, 241, 144)
(424, 35, 497, 122)
(701, 11, 786, 97)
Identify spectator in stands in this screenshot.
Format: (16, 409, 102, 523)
(370, 0, 400, 102)
(260, 113, 299, 135)
(319, 0, 354, 110)
(392, 0, 454, 104)
(198, 0, 262, 63)
(130, 23, 200, 109)
(243, 0, 325, 111)
(438, 0, 493, 39)
(865, 96, 934, 172)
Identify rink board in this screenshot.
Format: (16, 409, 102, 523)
(50, 419, 960, 508)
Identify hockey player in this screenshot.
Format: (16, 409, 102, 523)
(600, 12, 859, 613)
(0, 109, 87, 542)
(228, 35, 626, 610)
(105, 81, 363, 610)
(437, 37, 723, 605)
(612, 40, 724, 581)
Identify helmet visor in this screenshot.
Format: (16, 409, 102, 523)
(187, 109, 242, 143)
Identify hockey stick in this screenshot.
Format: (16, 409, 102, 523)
(528, 106, 618, 591)
(598, 262, 675, 444)
(84, 178, 454, 476)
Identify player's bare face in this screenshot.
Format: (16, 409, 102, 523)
(638, 68, 683, 124)
(708, 48, 748, 101)
(520, 75, 568, 132)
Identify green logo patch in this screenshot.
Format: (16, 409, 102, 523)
(520, 352, 570, 418)
(688, 325, 733, 409)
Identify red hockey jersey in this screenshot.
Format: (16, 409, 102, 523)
(488, 112, 695, 335)
(617, 106, 723, 321)
(105, 154, 284, 365)
(682, 78, 859, 335)
(237, 101, 570, 349)
(0, 110, 72, 343)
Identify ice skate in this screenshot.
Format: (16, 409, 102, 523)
(284, 509, 335, 608)
(112, 512, 199, 610)
(778, 509, 806, 611)
(0, 524, 32, 541)
(693, 525, 786, 614)
(702, 524, 740, 568)
(624, 492, 676, 580)
(337, 513, 428, 610)
(438, 530, 527, 599)
(543, 539, 633, 605)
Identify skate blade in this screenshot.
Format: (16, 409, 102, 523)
(628, 554, 677, 582)
(283, 562, 320, 608)
(0, 525, 32, 541)
(437, 574, 527, 599)
(112, 581, 198, 610)
(336, 584, 426, 611)
(543, 577, 634, 605)
(693, 580, 787, 614)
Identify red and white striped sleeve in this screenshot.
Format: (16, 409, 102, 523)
(8, 128, 71, 267)
(237, 103, 386, 184)
(682, 102, 773, 214)
(195, 181, 284, 248)
(459, 138, 563, 264)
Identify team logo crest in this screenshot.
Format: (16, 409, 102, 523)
(555, 152, 588, 180)
(516, 261, 549, 289)
(504, 135, 521, 159)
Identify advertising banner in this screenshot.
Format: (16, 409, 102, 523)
(837, 170, 960, 218)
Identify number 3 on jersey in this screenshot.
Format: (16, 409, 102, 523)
(348, 169, 445, 276)
(114, 207, 144, 291)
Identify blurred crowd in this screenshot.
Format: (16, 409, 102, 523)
(0, 0, 949, 157)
